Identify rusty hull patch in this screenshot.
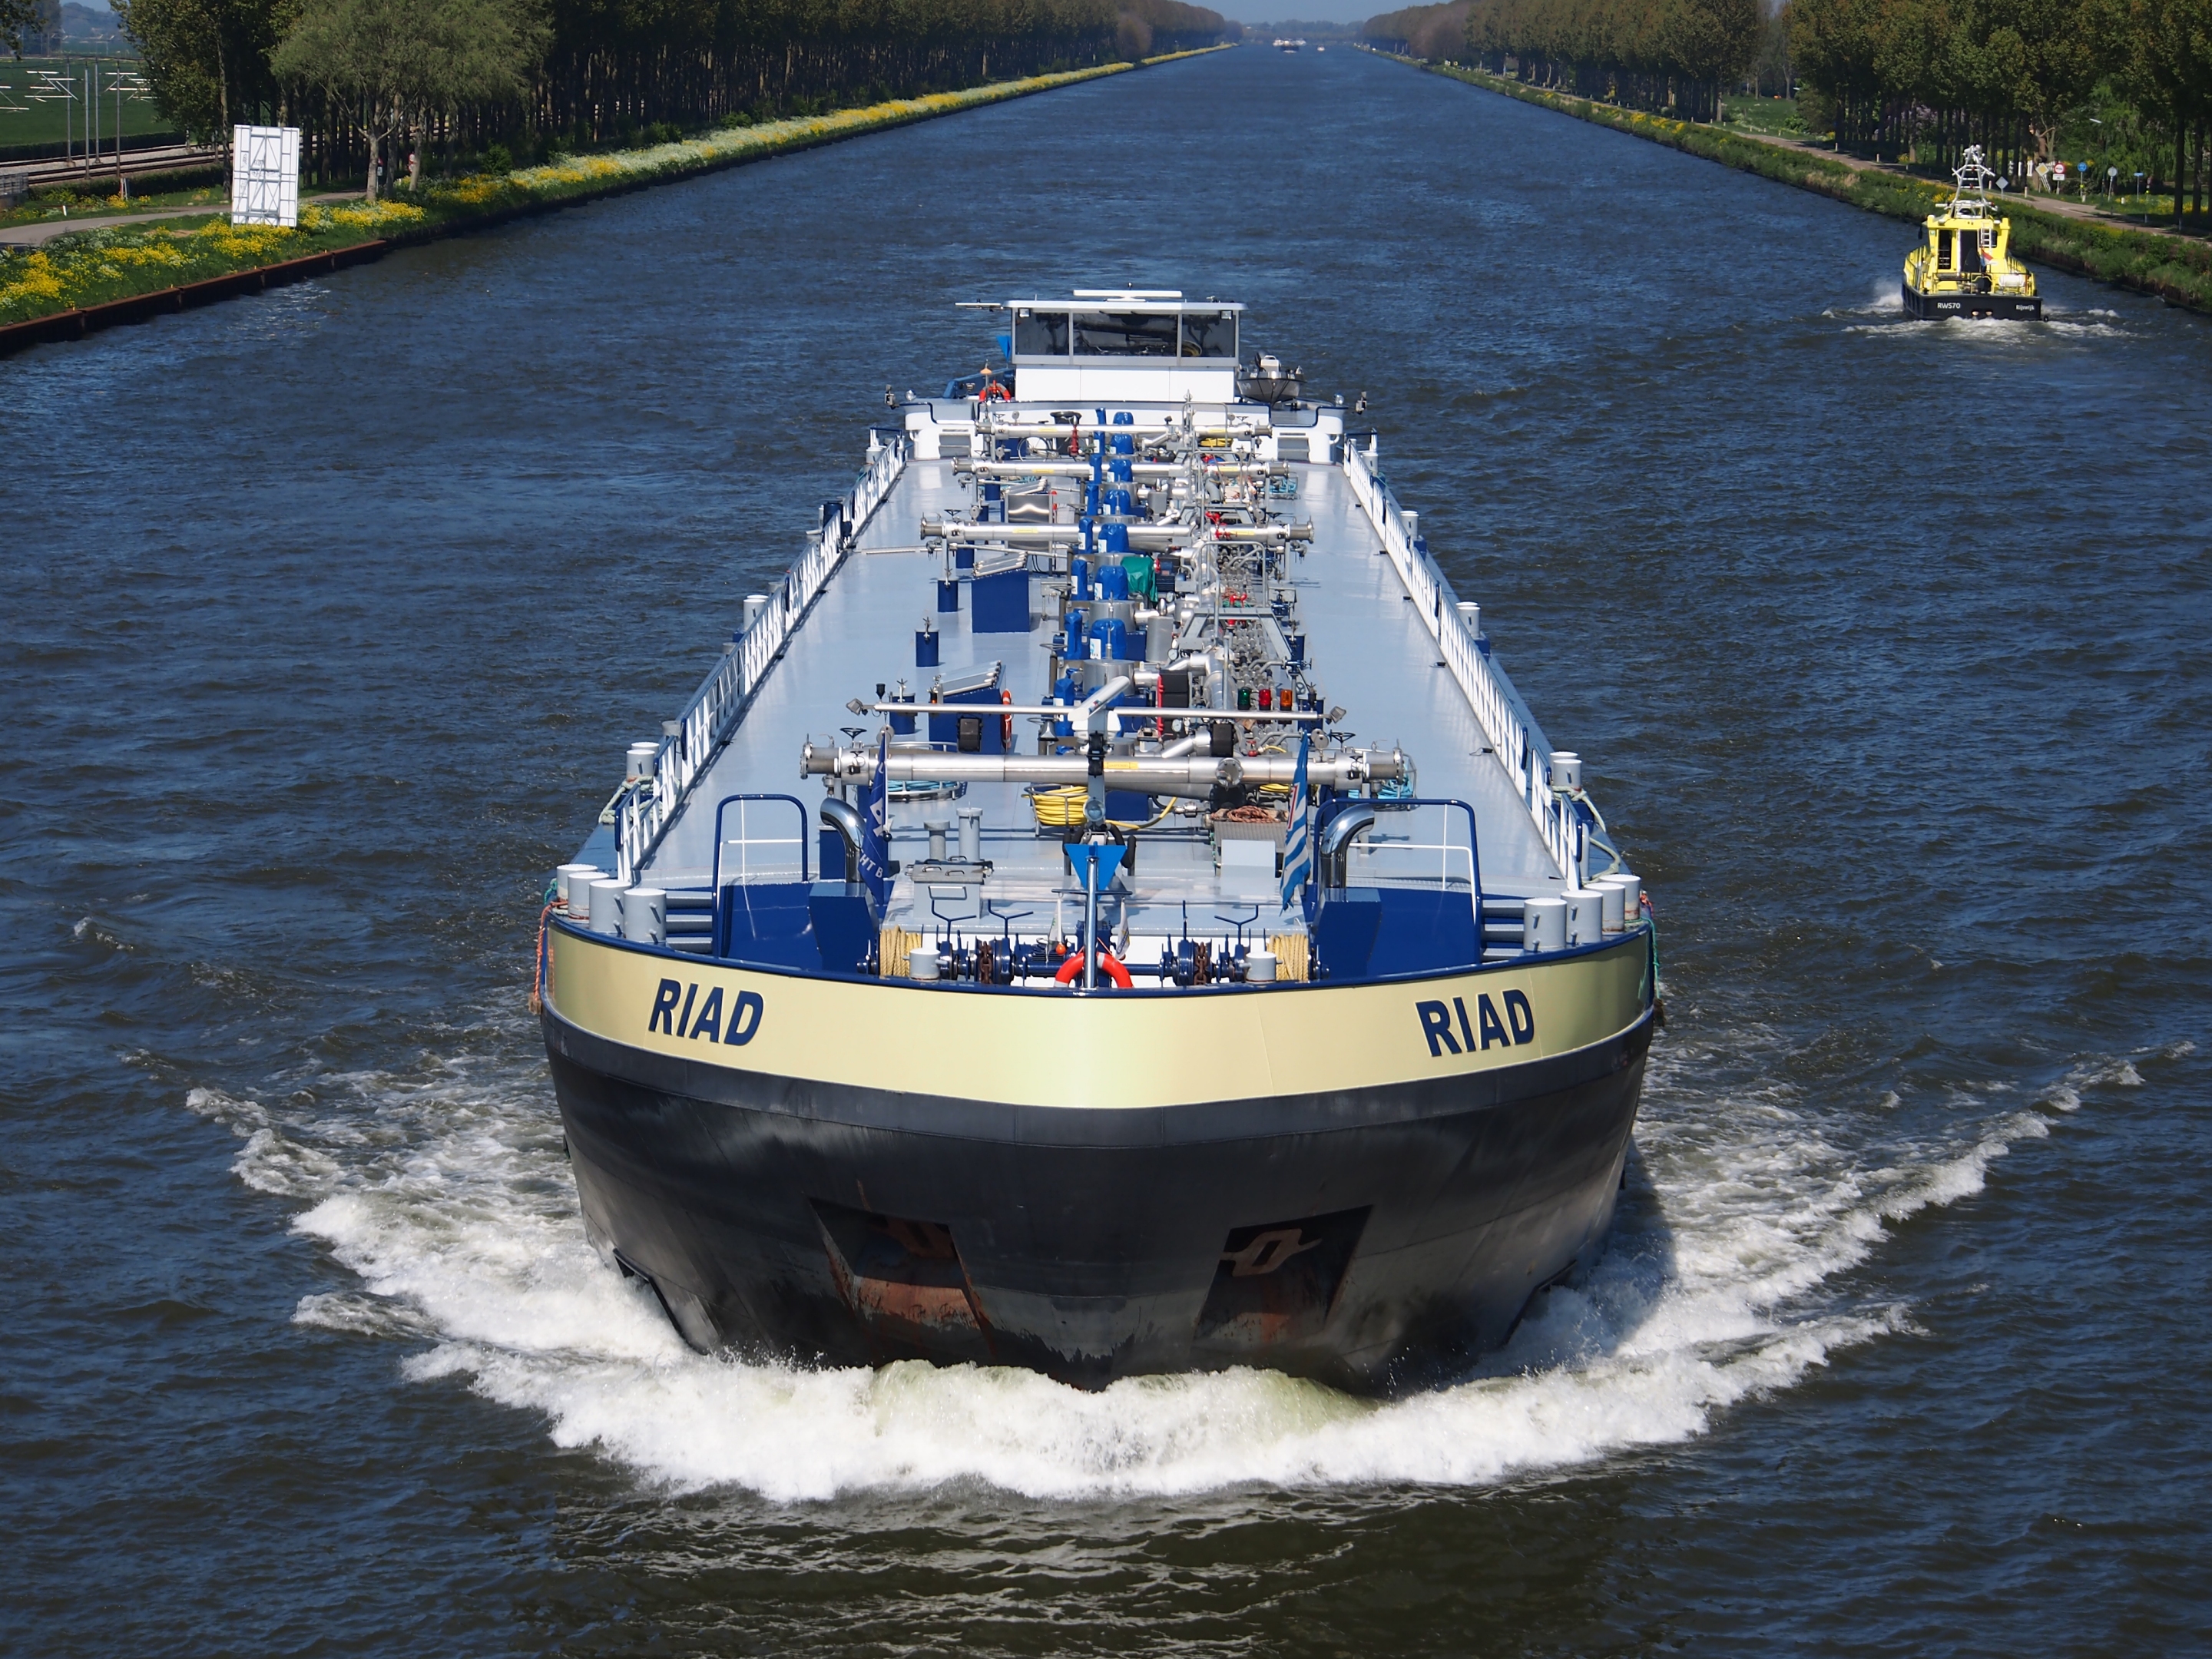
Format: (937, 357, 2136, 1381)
(812, 1200, 996, 1359)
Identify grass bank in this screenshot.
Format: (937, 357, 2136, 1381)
(1396, 57, 2212, 317)
(0, 199, 430, 323)
(0, 51, 1226, 346)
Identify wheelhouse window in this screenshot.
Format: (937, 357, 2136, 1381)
(1014, 308, 1071, 356)
(1179, 308, 1237, 359)
(1072, 310, 1178, 356)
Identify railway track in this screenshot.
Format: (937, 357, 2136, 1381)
(3, 142, 222, 190)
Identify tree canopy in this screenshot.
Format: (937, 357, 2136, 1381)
(1366, 0, 1759, 121)
(1787, 0, 2210, 216)
(1364, 0, 2212, 223)
(270, 0, 546, 196)
(2, 0, 45, 55)
(121, 0, 1230, 184)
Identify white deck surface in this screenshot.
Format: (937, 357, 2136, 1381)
(641, 452, 1568, 934)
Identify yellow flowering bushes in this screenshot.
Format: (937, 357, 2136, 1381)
(0, 200, 429, 326)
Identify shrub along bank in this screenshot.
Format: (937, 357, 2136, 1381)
(1402, 57, 2212, 316)
(0, 57, 1211, 340)
(0, 200, 433, 326)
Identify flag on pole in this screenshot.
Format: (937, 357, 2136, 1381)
(1280, 732, 1312, 912)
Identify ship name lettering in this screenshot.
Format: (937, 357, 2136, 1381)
(650, 978, 765, 1045)
(1416, 992, 1535, 1057)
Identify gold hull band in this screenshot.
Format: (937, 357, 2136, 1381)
(545, 922, 1651, 1112)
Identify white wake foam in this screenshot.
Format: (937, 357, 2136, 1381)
(184, 1031, 2175, 1503)
(1843, 303, 2133, 342)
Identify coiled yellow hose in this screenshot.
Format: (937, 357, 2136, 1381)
(1028, 785, 1171, 830)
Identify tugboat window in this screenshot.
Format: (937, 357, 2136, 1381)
(1073, 310, 1178, 356)
(1180, 309, 1237, 359)
(1938, 232, 1953, 271)
(1014, 308, 1071, 356)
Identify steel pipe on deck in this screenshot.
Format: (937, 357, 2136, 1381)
(919, 517, 1313, 547)
(972, 421, 1261, 439)
(800, 746, 1405, 798)
(955, 461, 1287, 479)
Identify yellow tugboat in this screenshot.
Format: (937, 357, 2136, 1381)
(1903, 147, 2042, 320)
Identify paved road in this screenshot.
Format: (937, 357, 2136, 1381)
(0, 191, 362, 248)
(0, 202, 216, 247)
(1757, 128, 2199, 243)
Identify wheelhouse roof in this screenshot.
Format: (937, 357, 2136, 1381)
(976, 293, 1248, 313)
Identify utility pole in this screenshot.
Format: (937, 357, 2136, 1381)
(103, 67, 147, 196)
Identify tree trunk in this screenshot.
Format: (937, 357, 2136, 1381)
(215, 29, 230, 189)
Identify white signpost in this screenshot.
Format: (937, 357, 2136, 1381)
(230, 124, 301, 227)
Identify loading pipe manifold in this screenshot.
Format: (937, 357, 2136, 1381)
(799, 747, 1406, 799)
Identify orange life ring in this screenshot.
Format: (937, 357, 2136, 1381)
(1054, 949, 1132, 988)
(1001, 688, 1015, 750)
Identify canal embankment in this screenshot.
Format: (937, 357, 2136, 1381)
(1381, 54, 2212, 317)
(0, 50, 1227, 356)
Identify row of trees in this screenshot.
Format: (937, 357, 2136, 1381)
(1363, 0, 2210, 224)
(114, 0, 1230, 194)
(1790, 0, 2210, 218)
(1363, 0, 1472, 58)
(1365, 0, 1762, 121)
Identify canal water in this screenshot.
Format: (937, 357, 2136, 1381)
(6, 44, 2208, 1656)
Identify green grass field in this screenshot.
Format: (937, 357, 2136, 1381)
(0, 56, 180, 153)
(1721, 95, 1803, 137)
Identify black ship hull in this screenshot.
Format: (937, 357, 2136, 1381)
(543, 1002, 1651, 1395)
(1904, 286, 2043, 320)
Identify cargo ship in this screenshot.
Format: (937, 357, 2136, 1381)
(535, 289, 1658, 1394)
(1904, 146, 2042, 320)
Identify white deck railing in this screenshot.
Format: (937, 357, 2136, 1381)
(1342, 438, 1580, 882)
(616, 433, 910, 882)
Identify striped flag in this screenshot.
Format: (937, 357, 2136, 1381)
(1280, 732, 1312, 912)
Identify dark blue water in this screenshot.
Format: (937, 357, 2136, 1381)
(5, 45, 2209, 1654)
